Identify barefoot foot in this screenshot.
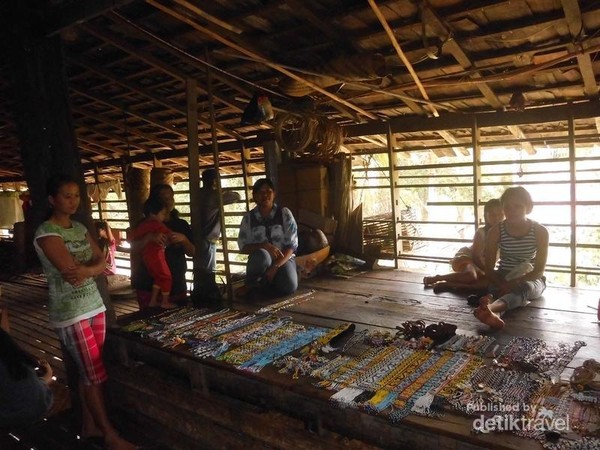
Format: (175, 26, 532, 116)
(423, 276, 439, 287)
(160, 301, 179, 309)
(104, 433, 138, 450)
(473, 295, 505, 329)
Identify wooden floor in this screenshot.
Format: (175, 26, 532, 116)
(1, 269, 599, 449)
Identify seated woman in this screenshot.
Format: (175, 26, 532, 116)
(0, 311, 54, 428)
(237, 178, 298, 297)
(424, 198, 504, 294)
(474, 186, 548, 330)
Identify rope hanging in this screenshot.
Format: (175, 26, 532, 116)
(274, 112, 344, 162)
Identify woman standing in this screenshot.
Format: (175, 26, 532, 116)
(130, 184, 195, 309)
(237, 178, 298, 297)
(34, 174, 136, 450)
(474, 186, 549, 330)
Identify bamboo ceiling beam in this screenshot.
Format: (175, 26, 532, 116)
(171, 0, 243, 34)
(69, 84, 192, 143)
(368, 0, 436, 118)
(81, 24, 245, 140)
(423, 2, 535, 155)
(107, 12, 262, 108)
(146, 0, 377, 121)
(72, 107, 177, 151)
(561, 0, 599, 97)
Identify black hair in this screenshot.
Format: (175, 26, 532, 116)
(95, 221, 109, 253)
(0, 328, 38, 381)
(483, 198, 502, 228)
(143, 196, 167, 217)
(202, 168, 217, 185)
(148, 184, 179, 220)
(501, 186, 534, 214)
(46, 173, 78, 198)
(252, 178, 275, 194)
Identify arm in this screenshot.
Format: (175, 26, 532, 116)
(237, 211, 285, 259)
(105, 222, 115, 244)
(471, 227, 486, 270)
(222, 189, 241, 206)
(169, 232, 195, 256)
(167, 220, 195, 257)
(37, 232, 105, 285)
(484, 224, 503, 288)
(264, 208, 298, 281)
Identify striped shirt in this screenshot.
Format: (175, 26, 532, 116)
(497, 220, 538, 272)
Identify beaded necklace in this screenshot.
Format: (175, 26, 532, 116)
(256, 289, 315, 313)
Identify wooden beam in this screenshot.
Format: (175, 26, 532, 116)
(561, 0, 599, 97)
(368, 0, 435, 117)
(81, 24, 246, 140)
(72, 106, 177, 150)
(422, 2, 535, 154)
(39, 0, 136, 37)
(146, 0, 377, 121)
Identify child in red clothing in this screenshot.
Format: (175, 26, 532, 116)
(131, 197, 178, 309)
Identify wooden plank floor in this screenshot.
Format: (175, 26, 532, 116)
(1, 269, 599, 449)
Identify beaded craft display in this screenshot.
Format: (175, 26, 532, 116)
(495, 337, 586, 381)
(120, 309, 597, 446)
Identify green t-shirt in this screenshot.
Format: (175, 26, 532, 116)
(34, 221, 105, 328)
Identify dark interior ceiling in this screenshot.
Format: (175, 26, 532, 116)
(0, 0, 599, 184)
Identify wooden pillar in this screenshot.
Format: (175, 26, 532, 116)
(186, 78, 202, 300)
(125, 167, 150, 228)
(10, 34, 91, 267)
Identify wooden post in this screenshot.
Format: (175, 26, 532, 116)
(10, 33, 91, 267)
(205, 49, 234, 303)
(386, 124, 399, 267)
(568, 113, 576, 287)
(186, 78, 201, 298)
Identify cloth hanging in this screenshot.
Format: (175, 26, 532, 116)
(0, 192, 25, 228)
(87, 180, 123, 202)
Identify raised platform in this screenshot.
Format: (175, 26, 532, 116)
(103, 269, 600, 450)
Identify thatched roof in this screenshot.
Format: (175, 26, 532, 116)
(0, 0, 599, 184)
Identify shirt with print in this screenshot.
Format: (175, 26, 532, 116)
(237, 204, 298, 252)
(34, 221, 105, 328)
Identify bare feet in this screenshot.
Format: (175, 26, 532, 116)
(473, 295, 505, 329)
(159, 301, 179, 309)
(104, 432, 138, 450)
(423, 276, 439, 287)
(81, 423, 103, 439)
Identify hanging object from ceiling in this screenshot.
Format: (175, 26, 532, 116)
(241, 92, 274, 125)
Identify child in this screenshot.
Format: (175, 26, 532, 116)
(424, 198, 504, 294)
(130, 197, 177, 309)
(474, 186, 549, 329)
(95, 220, 117, 275)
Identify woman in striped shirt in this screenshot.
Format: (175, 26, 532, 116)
(474, 186, 549, 330)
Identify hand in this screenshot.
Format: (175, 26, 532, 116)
(168, 232, 186, 246)
(149, 232, 168, 247)
(265, 264, 279, 282)
(263, 243, 283, 260)
(61, 264, 87, 286)
(37, 359, 53, 384)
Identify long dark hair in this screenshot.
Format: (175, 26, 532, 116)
(0, 328, 38, 380)
(44, 173, 79, 220)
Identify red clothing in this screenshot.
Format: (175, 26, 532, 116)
(131, 219, 172, 293)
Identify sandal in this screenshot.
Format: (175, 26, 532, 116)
(397, 320, 426, 339)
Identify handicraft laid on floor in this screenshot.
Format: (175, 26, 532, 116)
(121, 309, 598, 448)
